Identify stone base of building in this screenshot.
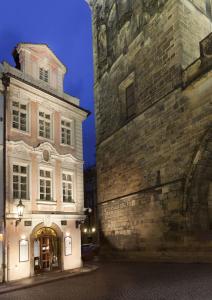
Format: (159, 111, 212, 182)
(100, 246, 212, 263)
(98, 164, 212, 263)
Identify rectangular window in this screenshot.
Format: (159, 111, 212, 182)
(62, 173, 74, 203)
(206, 0, 212, 18)
(12, 101, 28, 131)
(126, 82, 135, 119)
(61, 119, 72, 146)
(39, 169, 52, 201)
(13, 164, 28, 199)
(39, 68, 49, 82)
(39, 111, 51, 139)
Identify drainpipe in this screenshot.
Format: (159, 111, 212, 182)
(1, 73, 10, 283)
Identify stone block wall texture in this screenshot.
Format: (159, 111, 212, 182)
(92, 0, 212, 261)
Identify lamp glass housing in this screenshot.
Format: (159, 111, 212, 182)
(17, 199, 24, 218)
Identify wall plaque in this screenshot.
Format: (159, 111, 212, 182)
(19, 239, 29, 262)
(61, 220, 67, 226)
(64, 236, 72, 256)
(34, 239, 40, 258)
(24, 220, 32, 226)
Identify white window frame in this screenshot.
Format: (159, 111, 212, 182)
(61, 170, 76, 206)
(38, 166, 54, 202)
(38, 108, 53, 141)
(60, 117, 74, 147)
(62, 171, 74, 203)
(39, 67, 49, 83)
(12, 162, 29, 201)
(11, 99, 30, 133)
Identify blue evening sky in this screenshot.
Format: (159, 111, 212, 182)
(0, 0, 95, 167)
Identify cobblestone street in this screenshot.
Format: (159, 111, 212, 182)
(1, 262, 212, 300)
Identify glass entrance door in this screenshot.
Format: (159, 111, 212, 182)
(34, 227, 60, 273)
(40, 236, 51, 271)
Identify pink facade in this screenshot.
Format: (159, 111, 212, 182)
(0, 43, 88, 281)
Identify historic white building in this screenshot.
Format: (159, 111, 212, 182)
(0, 43, 89, 281)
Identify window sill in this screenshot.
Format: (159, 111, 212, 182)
(11, 128, 31, 136)
(60, 143, 75, 150)
(37, 200, 57, 205)
(37, 136, 54, 143)
(62, 202, 76, 207)
(14, 198, 30, 202)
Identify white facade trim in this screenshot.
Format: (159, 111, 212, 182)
(6, 213, 85, 220)
(3, 64, 89, 120)
(7, 141, 83, 164)
(17, 44, 67, 73)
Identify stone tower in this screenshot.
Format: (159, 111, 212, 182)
(91, 0, 212, 260)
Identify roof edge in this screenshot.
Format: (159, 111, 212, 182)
(3, 72, 91, 118)
(16, 43, 67, 73)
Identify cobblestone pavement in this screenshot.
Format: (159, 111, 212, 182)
(1, 262, 212, 300)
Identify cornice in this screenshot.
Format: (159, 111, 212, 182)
(2, 62, 90, 119)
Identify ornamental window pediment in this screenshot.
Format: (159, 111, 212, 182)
(7, 141, 82, 164)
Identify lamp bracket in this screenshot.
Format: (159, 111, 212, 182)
(15, 218, 21, 227)
(75, 219, 84, 229)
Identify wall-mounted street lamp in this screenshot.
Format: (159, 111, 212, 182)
(83, 227, 96, 234)
(75, 219, 84, 229)
(82, 207, 96, 242)
(16, 199, 24, 226)
(76, 208, 92, 229)
(83, 207, 92, 213)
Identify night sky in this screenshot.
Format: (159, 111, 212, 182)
(0, 0, 95, 167)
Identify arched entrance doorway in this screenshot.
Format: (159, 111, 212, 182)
(33, 227, 61, 273)
(184, 126, 212, 231)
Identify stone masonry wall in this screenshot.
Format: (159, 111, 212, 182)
(93, 0, 211, 145)
(97, 75, 212, 257)
(92, 0, 212, 260)
(94, 0, 182, 144)
(179, 0, 212, 68)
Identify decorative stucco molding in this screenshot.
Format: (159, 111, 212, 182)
(7, 140, 83, 164)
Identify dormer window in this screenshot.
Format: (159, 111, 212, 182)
(39, 67, 49, 83)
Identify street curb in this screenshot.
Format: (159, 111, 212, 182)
(0, 265, 99, 295)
